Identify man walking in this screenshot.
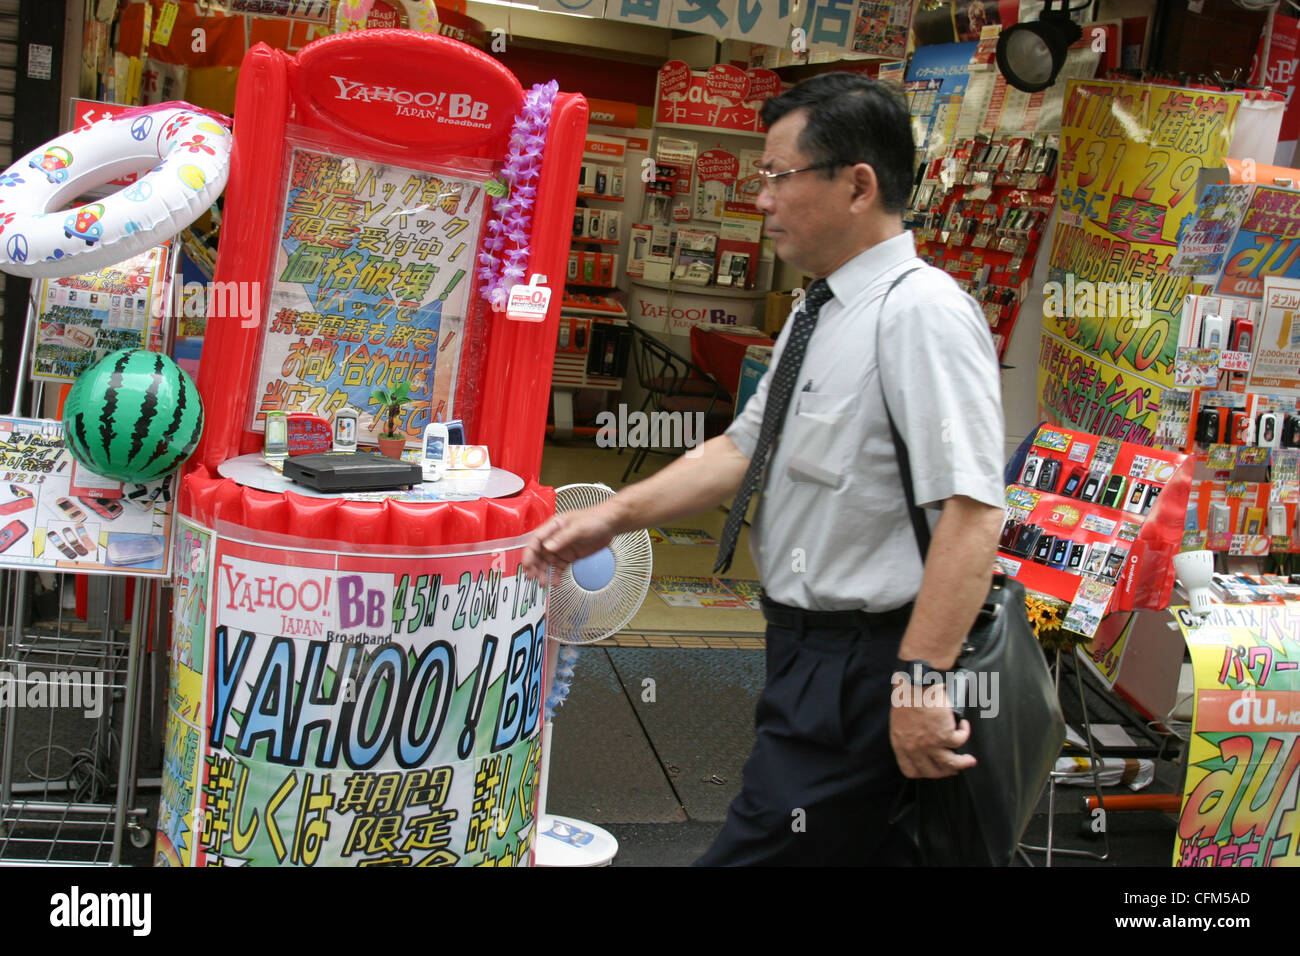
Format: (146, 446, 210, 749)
(524, 73, 1006, 865)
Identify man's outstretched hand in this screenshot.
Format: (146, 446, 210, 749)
(522, 505, 620, 582)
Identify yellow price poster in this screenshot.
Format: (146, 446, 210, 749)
(1038, 330, 1163, 445)
(1043, 82, 1240, 397)
(1173, 605, 1300, 867)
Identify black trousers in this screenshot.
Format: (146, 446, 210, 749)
(695, 614, 919, 866)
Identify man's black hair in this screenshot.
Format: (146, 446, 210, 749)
(760, 73, 915, 214)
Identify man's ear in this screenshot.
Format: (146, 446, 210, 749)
(849, 162, 879, 211)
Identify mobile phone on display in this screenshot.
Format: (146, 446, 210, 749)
(1124, 481, 1147, 513)
(265, 411, 288, 460)
(1062, 468, 1084, 497)
(1079, 473, 1103, 502)
(1099, 475, 1127, 509)
(1020, 454, 1043, 486)
(1142, 484, 1162, 514)
(1195, 408, 1220, 445)
(999, 518, 1020, 549)
(1036, 459, 1061, 493)
(333, 409, 359, 453)
(1270, 505, 1290, 537)
(421, 422, 449, 482)
(1033, 533, 1056, 563)
(1103, 547, 1128, 580)
(1012, 524, 1042, 557)
(1067, 543, 1087, 572)
(1083, 543, 1110, 575)
(1049, 538, 1071, 569)
(1258, 412, 1281, 449)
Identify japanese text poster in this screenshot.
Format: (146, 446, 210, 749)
(1040, 81, 1241, 445)
(253, 146, 489, 444)
(1174, 604, 1300, 867)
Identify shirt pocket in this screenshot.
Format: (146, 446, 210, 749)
(786, 390, 857, 488)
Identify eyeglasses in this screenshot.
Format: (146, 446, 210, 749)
(754, 161, 845, 187)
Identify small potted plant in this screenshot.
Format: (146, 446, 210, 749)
(369, 379, 413, 459)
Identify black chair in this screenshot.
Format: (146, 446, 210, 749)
(621, 326, 734, 482)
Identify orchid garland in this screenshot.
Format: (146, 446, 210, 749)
(479, 80, 558, 311)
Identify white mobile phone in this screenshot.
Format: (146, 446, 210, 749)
(333, 408, 358, 452)
(422, 422, 449, 482)
(265, 411, 288, 459)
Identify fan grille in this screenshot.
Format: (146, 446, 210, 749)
(548, 484, 652, 644)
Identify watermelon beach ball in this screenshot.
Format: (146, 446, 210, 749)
(63, 349, 204, 483)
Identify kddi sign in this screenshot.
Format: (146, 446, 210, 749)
(639, 300, 742, 326)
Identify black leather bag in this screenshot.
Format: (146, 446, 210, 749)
(905, 575, 1065, 865)
(878, 268, 1065, 865)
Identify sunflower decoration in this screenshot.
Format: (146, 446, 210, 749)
(1024, 591, 1083, 651)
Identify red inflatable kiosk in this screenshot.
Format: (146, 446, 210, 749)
(156, 30, 586, 867)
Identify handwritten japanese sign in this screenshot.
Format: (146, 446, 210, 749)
(252, 147, 488, 444)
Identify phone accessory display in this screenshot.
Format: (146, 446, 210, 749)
(1000, 425, 1192, 635)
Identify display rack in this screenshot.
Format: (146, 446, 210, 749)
(0, 571, 150, 865)
(0, 311, 150, 865)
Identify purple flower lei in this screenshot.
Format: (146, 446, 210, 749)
(479, 80, 558, 311)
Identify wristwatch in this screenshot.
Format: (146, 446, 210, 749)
(894, 659, 949, 685)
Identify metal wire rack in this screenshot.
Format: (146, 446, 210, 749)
(0, 569, 151, 864)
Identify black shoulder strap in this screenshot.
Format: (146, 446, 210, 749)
(874, 266, 929, 561)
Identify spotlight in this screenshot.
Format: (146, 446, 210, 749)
(995, 0, 1083, 94)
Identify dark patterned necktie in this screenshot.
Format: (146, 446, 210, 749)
(714, 278, 834, 574)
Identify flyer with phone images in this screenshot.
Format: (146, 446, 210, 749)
(0, 417, 176, 576)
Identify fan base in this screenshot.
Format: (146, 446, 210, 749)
(532, 813, 619, 867)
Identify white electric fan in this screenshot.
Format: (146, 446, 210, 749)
(534, 482, 653, 866)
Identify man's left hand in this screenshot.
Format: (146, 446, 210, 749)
(888, 679, 977, 778)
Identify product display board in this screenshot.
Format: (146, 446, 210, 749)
(906, 133, 1057, 358)
(1152, 270, 1300, 554)
(29, 244, 171, 382)
(249, 143, 488, 440)
(1173, 604, 1300, 867)
(997, 424, 1191, 639)
(0, 417, 176, 576)
(156, 520, 545, 867)
(1039, 81, 1242, 447)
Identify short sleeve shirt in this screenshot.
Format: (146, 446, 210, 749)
(724, 232, 1005, 612)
